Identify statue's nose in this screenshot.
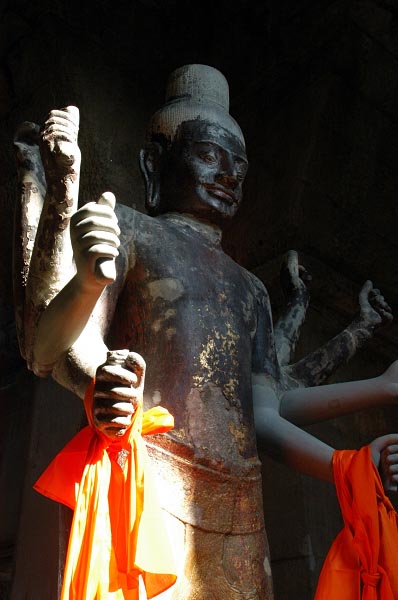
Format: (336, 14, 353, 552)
(216, 173, 238, 189)
(216, 153, 239, 188)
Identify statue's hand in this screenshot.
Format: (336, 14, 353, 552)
(70, 192, 120, 289)
(370, 434, 398, 494)
(358, 280, 393, 329)
(40, 106, 81, 181)
(280, 250, 312, 300)
(93, 350, 145, 440)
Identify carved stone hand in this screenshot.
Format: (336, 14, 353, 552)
(93, 350, 146, 439)
(280, 249, 312, 301)
(357, 280, 393, 329)
(39, 107, 81, 182)
(70, 193, 120, 290)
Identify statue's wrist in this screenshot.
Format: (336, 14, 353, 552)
(286, 286, 310, 308)
(72, 272, 107, 297)
(346, 319, 373, 341)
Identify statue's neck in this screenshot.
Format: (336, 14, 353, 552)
(158, 212, 223, 246)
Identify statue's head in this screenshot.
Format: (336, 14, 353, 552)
(140, 64, 248, 224)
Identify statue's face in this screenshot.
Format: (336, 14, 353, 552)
(160, 120, 248, 222)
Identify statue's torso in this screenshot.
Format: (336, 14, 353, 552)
(108, 209, 275, 467)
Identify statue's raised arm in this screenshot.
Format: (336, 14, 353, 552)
(14, 107, 144, 438)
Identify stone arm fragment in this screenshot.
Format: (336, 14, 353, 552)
(26, 108, 81, 375)
(274, 250, 311, 366)
(283, 280, 393, 389)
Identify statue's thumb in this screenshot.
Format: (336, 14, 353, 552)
(95, 192, 117, 282)
(64, 106, 80, 129)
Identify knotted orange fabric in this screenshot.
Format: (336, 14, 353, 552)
(34, 379, 177, 599)
(314, 446, 398, 600)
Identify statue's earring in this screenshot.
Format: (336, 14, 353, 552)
(139, 143, 163, 215)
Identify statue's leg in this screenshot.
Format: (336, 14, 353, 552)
(146, 440, 274, 600)
(169, 522, 272, 600)
(147, 514, 272, 600)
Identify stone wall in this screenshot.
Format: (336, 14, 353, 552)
(1, 1, 398, 598)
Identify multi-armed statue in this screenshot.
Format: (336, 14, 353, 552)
(14, 64, 398, 599)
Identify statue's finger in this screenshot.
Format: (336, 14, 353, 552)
(97, 191, 116, 211)
(298, 265, 312, 283)
(46, 107, 79, 129)
(95, 193, 117, 281)
(285, 250, 299, 275)
(42, 123, 78, 141)
(97, 364, 138, 386)
(383, 444, 398, 456)
(125, 352, 146, 387)
(94, 385, 139, 402)
(94, 399, 136, 415)
(370, 294, 392, 312)
(72, 214, 120, 237)
(377, 308, 393, 321)
(78, 230, 120, 251)
(358, 280, 373, 307)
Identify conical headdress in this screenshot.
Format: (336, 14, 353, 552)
(147, 64, 245, 148)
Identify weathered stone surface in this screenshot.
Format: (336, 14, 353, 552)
(2, 1, 398, 599)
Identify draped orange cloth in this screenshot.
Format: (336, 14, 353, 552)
(315, 446, 398, 600)
(34, 379, 177, 599)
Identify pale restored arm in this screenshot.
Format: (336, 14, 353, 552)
(280, 363, 398, 426)
(254, 377, 398, 487)
(253, 374, 334, 481)
(33, 191, 119, 373)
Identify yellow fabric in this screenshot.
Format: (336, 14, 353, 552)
(34, 379, 177, 599)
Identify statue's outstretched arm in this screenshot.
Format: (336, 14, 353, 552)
(254, 379, 398, 489)
(274, 251, 311, 366)
(252, 290, 398, 488)
(279, 360, 398, 426)
(283, 280, 393, 388)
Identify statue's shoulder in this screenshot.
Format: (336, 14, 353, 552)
(114, 203, 152, 244)
(241, 267, 271, 306)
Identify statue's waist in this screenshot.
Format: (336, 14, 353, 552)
(146, 436, 264, 534)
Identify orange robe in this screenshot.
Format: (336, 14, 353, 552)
(34, 379, 177, 599)
(315, 446, 398, 600)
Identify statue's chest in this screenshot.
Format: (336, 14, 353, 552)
(129, 232, 257, 337)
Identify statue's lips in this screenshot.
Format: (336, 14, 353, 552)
(203, 184, 237, 204)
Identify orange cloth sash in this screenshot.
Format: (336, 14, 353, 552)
(34, 379, 177, 599)
(315, 446, 398, 600)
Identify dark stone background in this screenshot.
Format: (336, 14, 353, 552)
(1, 1, 398, 598)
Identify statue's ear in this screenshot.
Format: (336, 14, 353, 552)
(139, 142, 163, 214)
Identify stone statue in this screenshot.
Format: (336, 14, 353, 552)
(14, 64, 398, 599)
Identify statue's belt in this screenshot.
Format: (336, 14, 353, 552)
(146, 440, 264, 535)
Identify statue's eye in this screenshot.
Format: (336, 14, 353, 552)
(199, 151, 217, 163)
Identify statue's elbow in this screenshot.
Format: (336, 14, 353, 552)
(30, 356, 55, 378)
